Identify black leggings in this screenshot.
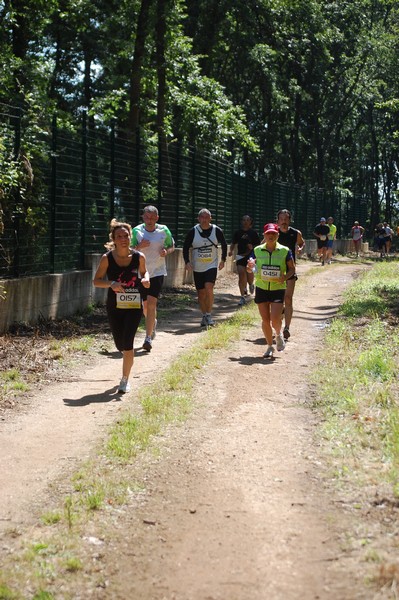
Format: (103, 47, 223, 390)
(107, 307, 143, 352)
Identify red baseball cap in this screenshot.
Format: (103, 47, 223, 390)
(263, 223, 279, 234)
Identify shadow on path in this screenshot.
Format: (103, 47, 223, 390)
(63, 386, 122, 406)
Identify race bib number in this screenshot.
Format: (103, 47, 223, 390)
(116, 287, 141, 309)
(261, 264, 280, 281)
(197, 248, 212, 263)
(319, 235, 327, 241)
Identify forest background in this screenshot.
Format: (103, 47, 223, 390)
(1, 0, 399, 275)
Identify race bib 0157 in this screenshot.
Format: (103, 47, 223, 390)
(116, 287, 141, 309)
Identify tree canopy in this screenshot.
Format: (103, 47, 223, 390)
(1, 0, 399, 227)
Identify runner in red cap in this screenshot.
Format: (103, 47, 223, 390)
(247, 223, 295, 359)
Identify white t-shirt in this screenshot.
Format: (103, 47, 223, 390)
(131, 224, 174, 277)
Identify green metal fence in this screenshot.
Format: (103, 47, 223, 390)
(0, 103, 368, 278)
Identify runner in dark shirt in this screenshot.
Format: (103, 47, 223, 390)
(314, 217, 330, 265)
(229, 215, 260, 306)
(276, 209, 305, 340)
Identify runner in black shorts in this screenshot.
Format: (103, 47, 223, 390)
(276, 209, 305, 340)
(247, 223, 295, 359)
(183, 209, 227, 327)
(314, 217, 330, 265)
(229, 215, 260, 306)
(93, 219, 150, 394)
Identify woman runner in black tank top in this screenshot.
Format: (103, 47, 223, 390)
(93, 220, 150, 394)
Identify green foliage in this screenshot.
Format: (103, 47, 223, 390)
(32, 592, 55, 600)
(341, 262, 399, 318)
(0, 0, 398, 225)
(314, 261, 399, 493)
(0, 583, 18, 600)
(64, 557, 83, 572)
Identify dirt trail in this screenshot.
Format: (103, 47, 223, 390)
(0, 260, 373, 599)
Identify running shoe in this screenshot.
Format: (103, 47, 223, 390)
(276, 334, 285, 352)
(142, 337, 152, 351)
(200, 314, 207, 327)
(249, 283, 255, 295)
(206, 315, 215, 326)
(118, 377, 131, 394)
(243, 288, 248, 295)
(283, 326, 290, 340)
(238, 296, 246, 306)
(263, 346, 274, 358)
(151, 319, 157, 340)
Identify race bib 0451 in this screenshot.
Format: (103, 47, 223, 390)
(261, 264, 280, 281)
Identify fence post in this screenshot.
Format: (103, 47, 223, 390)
(135, 127, 141, 224)
(175, 140, 181, 239)
(110, 119, 115, 219)
(158, 135, 163, 212)
(206, 156, 210, 216)
(191, 147, 196, 222)
(80, 110, 87, 269)
(49, 114, 57, 274)
(11, 107, 22, 277)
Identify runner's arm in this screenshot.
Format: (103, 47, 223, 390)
(296, 231, 305, 252)
(183, 228, 195, 264)
(139, 253, 150, 287)
(215, 227, 228, 261)
(93, 254, 123, 291)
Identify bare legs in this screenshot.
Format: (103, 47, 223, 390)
(122, 349, 134, 379)
(282, 278, 295, 330)
(237, 264, 254, 296)
(198, 282, 215, 314)
(317, 246, 327, 264)
(143, 295, 157, 338)
(258, 302, 284, 346)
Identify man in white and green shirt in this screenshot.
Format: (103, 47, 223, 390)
(131, 205, 175, 351)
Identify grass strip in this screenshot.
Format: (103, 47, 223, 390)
(312, 261, 399, 493)
(107, 307, 257, 462)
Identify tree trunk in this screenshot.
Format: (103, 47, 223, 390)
(127, 0, 153, 134)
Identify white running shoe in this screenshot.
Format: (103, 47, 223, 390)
(151, 319, 157, 340)
(238, 296, 246, 306)
(263, 346, 274, 358)
(142, 337, 152, 351)
(118, 377, 131, 394)
(276, 334, 285, 352)
(206, 315, 215, 326)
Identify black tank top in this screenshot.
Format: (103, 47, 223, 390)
(106, 251, 141, 309)
(278, 227, 299, 262)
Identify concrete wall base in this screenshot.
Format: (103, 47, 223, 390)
(0, 241, 369, 334)
(0, 249, 235, 334)
(305, 239, 368, 256)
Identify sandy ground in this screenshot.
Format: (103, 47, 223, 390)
(1, 258, 385, 599)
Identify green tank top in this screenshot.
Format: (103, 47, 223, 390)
(254, 243, 289, 291)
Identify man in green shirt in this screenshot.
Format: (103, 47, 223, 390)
(326, 216, 337, 264)
(131, 206, 175, 352)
